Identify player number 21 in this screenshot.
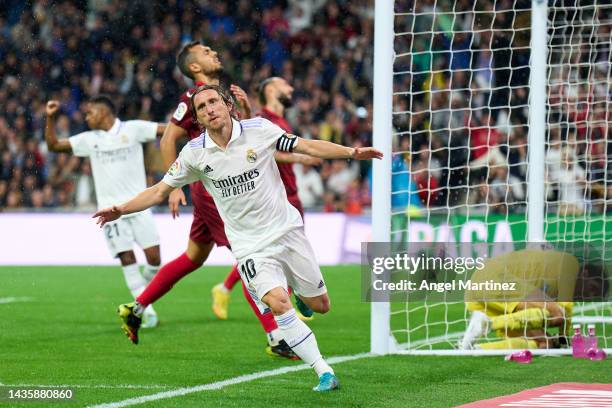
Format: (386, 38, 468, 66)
(104, 223, 120, 239)
(240, 259, 257, 283)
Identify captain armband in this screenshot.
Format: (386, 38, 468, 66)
(276, 133, 298, 152)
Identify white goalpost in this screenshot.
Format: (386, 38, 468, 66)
(372, 0, 612, 355)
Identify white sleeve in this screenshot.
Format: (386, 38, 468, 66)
(161, 146, 200, 188)
(257, 118, 298, 152)
(68, 132, 93, 157)
(129, 120, 158, 143)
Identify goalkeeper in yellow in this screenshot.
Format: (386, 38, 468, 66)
(459, 248, 608, 350)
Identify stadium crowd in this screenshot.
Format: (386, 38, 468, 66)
(392, 0, 610, 215)
(0, 0, 609, 215)
(0, 0, 374, 213)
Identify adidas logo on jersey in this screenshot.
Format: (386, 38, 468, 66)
(318, 280, 325, 289)
(204, 165, 214, 174)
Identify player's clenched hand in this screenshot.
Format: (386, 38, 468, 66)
(46, 100, 60, 117)
(168, 188, 187, 219)
(230, 84, 252, 119)
(352, 147, 384, 160)
(93, 206, 122, 227)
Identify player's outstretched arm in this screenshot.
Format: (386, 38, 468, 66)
(93, 181, 174, 227)
(274, 151, 323, 166)
(292, 137, 383, 160)
(44, 100, 72, 153)
(160, 122, 188, 218)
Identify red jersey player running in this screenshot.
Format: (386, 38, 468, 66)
(211, 77, 322, 357)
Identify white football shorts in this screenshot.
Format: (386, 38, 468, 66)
(237, 227, 327, 314)
(102, 210, 160, 257)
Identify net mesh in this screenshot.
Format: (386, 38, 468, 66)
(389, 0, 611, 352)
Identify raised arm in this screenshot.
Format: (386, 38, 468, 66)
(93, 181, 174, 226)
(160, 122, 188, 168)
(160, 122, 189, 218)
(45, 101, 73, 153)
(230, 84, 253, 119)
(292, 136, 383, 160)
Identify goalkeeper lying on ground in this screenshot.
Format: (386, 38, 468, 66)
(459, 248, 608, 350)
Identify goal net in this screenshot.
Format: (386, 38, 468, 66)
(372, 0, 611, 355)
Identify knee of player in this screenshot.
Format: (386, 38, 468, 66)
(266, 292, 292, 314)
(146, 253, 161, 266)
(318, 298, 331, 314)
(310, 296, 330, 314)
(270, 298, 292, 314)
(118, 251, 137, 265)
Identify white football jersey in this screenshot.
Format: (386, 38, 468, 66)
(162, 118, 302, 259)
(69, 119, 157, 211)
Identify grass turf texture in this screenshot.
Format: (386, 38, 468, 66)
(0, 265, 610, 407)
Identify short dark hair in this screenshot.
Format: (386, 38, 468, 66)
(258, 77, 276, 106)
(177, 41, 201, 80)
(257, 77, 276, 106)
(89, 95, 116, 115)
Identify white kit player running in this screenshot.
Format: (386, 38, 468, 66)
(93, 85, 383, 392)
(45, 96, 166, 328)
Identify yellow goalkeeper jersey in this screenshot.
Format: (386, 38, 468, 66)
(465, 249, 580, 303)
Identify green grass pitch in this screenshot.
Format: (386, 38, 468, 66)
(1, 265, 610, 407)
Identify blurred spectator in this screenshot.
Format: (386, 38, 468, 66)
(295, 163, 324, 209)
(391, 154, 422, 210)
(0, 0, 376, 211)
(469, 110, 506, 169)
(326, 160, 358, 196)
(554, 147, 587, 215)
(0, 0, 608, 217)
(74, 161, 95, 210)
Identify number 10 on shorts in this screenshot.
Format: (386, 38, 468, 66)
(240, 259, 257, 283)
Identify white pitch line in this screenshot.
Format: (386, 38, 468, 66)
(0, 297, 33, 304)
(88, 352, 374, 408)
(4, 384, 171, 390)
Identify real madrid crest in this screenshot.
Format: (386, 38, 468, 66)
(120, 134, 128, 143)
(246, 148, 257, 163)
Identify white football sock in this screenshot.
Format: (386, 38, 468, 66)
(122, 264, 156, 317)
(274, 309, 333, 376)
(142, 264, 160, 283)
(267, 328, 282, 346)
(122, 263, 147, 298)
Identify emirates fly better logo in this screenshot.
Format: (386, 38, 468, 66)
(212, 169, 260, 198)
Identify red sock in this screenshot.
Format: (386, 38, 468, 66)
(223, 264, 241, 290)
(240, 278, 277, 333)
(137, 253, 200, 307)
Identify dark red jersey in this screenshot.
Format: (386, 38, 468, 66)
(170, 81, 229, 245)
(170, 81, 206, 141)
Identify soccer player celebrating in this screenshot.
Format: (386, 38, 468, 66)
(211, 77, 323, 358)
(123, 43, 312, 359)
(116, 42, 250, 344)
(45, 96, 166, 328)
(94, 84, 382, 391)
(459, 248, 608, 350)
